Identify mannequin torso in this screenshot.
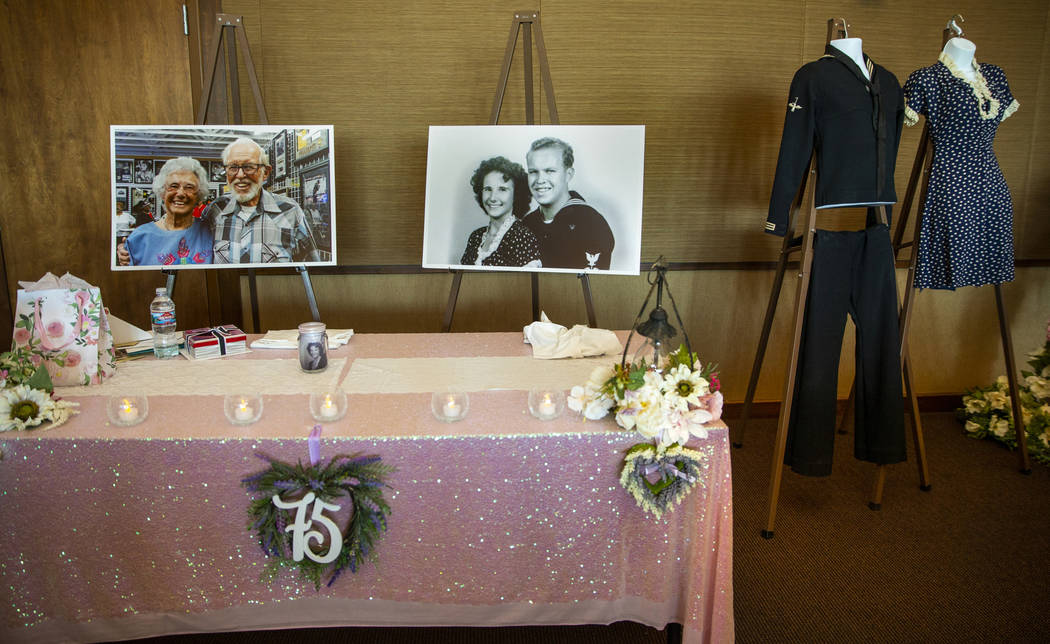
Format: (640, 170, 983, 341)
(942, 37, 977, 81)
(830, 37, 869, 80)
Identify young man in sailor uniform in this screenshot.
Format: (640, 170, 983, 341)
(521, 137, 615, 271)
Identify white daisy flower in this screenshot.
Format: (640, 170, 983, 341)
(0, 385, 55, 432)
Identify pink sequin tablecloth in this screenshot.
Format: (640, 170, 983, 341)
(0, 333, 733, 643)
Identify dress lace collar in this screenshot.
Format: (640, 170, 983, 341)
(937, 51, 1000, 120)
(475, 216, 515, 265)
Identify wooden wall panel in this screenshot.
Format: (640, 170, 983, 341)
(0, 0, 211, 331)
(1019, 7, 1050, 257)
(219, 0, 1049, 266)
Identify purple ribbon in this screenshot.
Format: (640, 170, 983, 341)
(640, 461, 696, 484)
(308, 424, 323, 466)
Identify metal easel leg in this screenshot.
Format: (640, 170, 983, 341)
(247, 269, 260, 332)
(994, 283, 1032, 474)
(531, 273, 540, 321)
(763, 172, 819, 539)
(163, 270, 177, 298)
(298, 266, 321, 323)
(579, 273, 597, 328)
(443, 271, 463, 333)
(735, 166, 810, 449)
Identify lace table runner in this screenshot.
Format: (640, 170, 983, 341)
(341, 356, 609, 394)
(56, 358, 346, 397)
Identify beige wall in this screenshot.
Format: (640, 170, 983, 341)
(218, 0, 1050, 263)
(0, 1, 1046, 403)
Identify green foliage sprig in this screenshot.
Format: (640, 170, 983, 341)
(243, 452, 395, 589)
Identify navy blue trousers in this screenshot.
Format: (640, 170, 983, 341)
(784, 224, 907, 477)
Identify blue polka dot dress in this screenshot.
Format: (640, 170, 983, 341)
(903, 54, 1019, 290)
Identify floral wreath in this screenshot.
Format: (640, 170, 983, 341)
(243, 448, 394, 589)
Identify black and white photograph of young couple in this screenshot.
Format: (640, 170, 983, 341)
(422, 125, 645, 276)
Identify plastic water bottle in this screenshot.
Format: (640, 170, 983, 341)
(150, 287, 179, 359)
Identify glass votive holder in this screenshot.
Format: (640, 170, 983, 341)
(107, 394, 149, 427)
(224, 394, 263, 425)
(528, 388, 566, 421)
(431, 390, 469, 423)
(310, 390, 348, 422)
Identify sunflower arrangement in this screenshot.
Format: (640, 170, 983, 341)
(0, 348, 78, 433)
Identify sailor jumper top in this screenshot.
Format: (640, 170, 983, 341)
(766, 45, 905, 236)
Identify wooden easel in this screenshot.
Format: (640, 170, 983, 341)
(894, 16, 1031, 474)
(734, 18, 931, 538)
(197, 13, 321, 331)
(441, 10, 598, 332)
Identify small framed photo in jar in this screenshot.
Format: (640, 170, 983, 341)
(298, 322, 328, 373)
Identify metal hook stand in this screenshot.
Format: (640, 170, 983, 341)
(442, 11, 597, 332)
(619, 258, 692, 369)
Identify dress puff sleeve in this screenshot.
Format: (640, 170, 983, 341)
(902, 67, 932, 127)
(984, 65, 1019, 121)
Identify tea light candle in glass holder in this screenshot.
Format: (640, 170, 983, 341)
(107, 394, 149, 427)
(224, 394, 263, 425)
(528, 388, 566, 420)
(310, 390, 347, 422)
(431, 390, 469, 422)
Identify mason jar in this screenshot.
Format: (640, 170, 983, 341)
(298, 321, 329, 373)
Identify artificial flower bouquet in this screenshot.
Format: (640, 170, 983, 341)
(957, 320, 1050, 466)
(0, 346, 79, 433)
(569, 344, 723, 518)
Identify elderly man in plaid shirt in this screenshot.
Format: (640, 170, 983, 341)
(205, 137, 321, 264)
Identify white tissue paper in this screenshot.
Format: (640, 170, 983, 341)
(523, 312, 621, 359)
(250, 329, 355, 350)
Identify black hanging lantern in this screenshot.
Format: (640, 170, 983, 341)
(622, 257, 692, 371)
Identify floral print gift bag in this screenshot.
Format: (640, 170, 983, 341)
(11, 273, 116, 386)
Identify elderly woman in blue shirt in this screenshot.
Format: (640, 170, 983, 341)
(124, 157, 213, 266)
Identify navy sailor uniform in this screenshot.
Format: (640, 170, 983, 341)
(766, 45, 905, 236)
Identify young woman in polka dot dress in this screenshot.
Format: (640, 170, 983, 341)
(459, 156, 542, 268)
(903, 37, 1019, 290)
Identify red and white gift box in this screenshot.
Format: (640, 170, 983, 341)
(185, 325, 248, 360)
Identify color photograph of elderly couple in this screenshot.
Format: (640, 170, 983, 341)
(110, 125, 336, 271)
(422, 125, 644, 275)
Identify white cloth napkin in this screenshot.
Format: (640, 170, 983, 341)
(19, 272, 95, 291)
(523, 312, 621, 359)
(250, 328, 355, 350)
